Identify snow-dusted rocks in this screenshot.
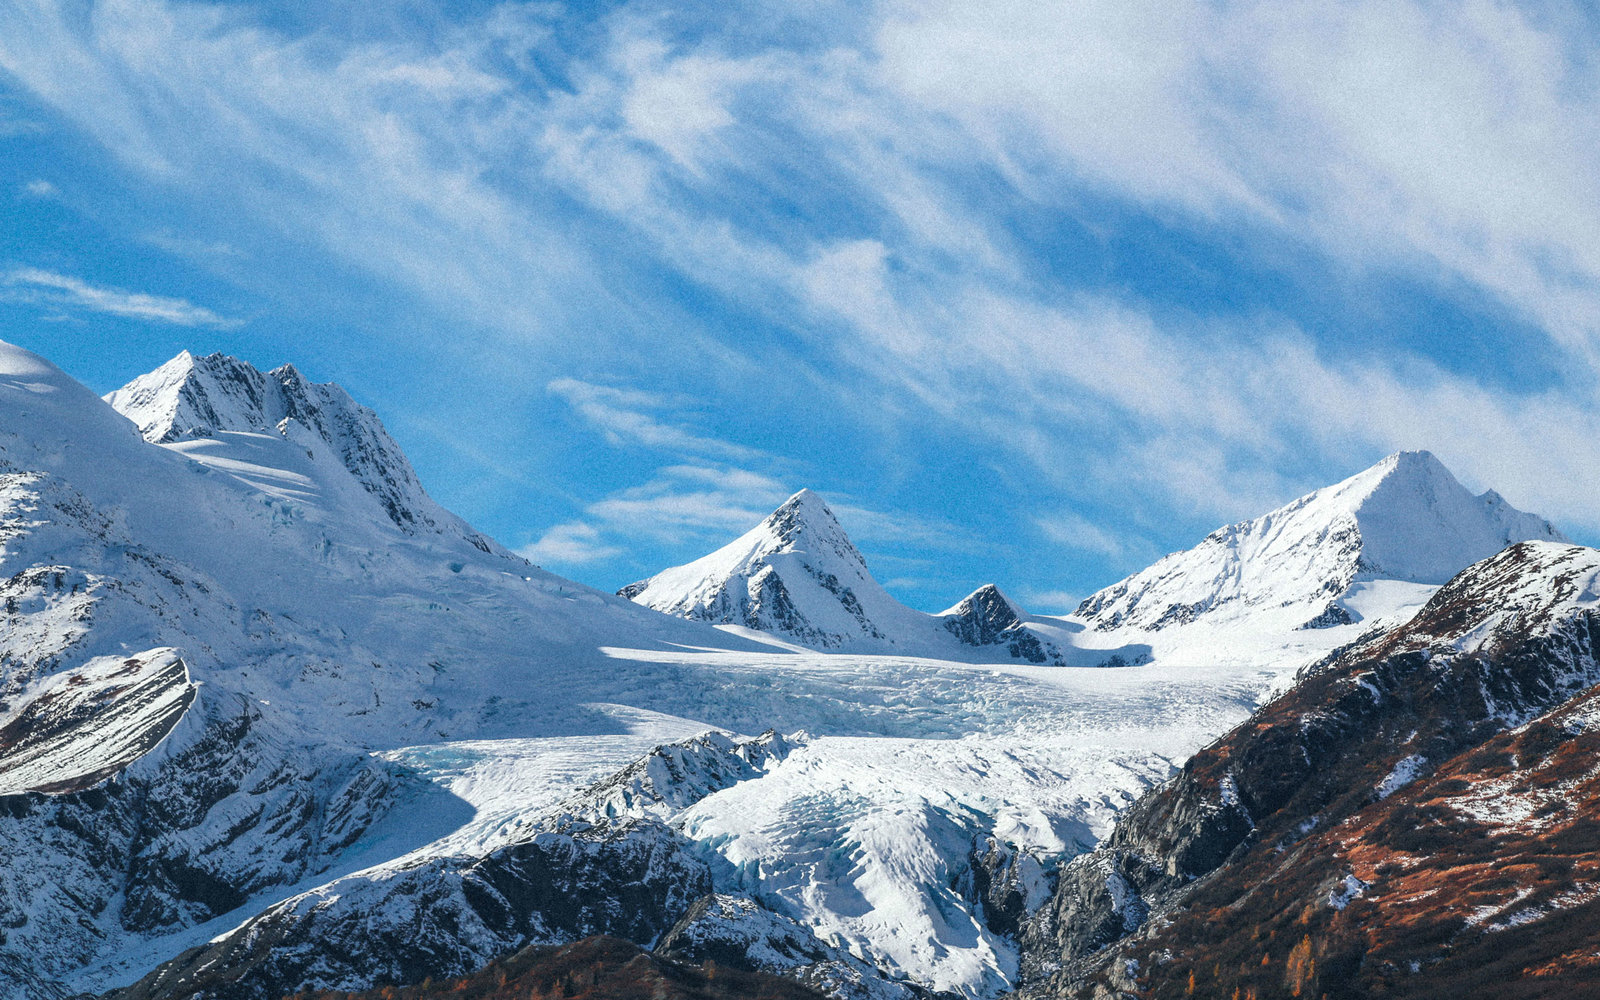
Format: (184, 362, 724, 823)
(656, 894, 925, 1000)
(942, 584, 1064, 664)
(0, 649, 193, 795)
(1022, 540, 1600, 998)
(1075, 451, 1564, 635)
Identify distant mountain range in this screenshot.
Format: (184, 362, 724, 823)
(623, 449, 1563, 670)
(620, 488, 1066, 663)
(0, 339, 1593, 1000)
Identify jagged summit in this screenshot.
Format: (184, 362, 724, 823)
(939, 584, 1064, 664)
(1075, 450, 1566, 633)
(105, 350, 484, 543)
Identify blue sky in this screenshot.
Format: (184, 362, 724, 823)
(2, 0, 1598, 612)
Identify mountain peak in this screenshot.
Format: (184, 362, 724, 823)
(620, 490, 927, 649)
(940, 583, 1019, 620)
(1076, 451, 1565, 632)
(762, 488, 851, 550)
(105, 351, 467, 540)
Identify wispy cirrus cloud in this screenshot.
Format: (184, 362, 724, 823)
(519, 463, 789, 570)
(2, 267, 239, 328)
(548, 377, 763, 461)
(520, 520, 622, 566)
(3, 0, 1598, 603)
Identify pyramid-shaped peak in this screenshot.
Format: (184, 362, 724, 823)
(1323, 451, 1567, 582)
(763, 488, 850, 545)
(941, 583, 1022, 620)
(771, 488, 833, 521)
(1326, 450, 1458, 503)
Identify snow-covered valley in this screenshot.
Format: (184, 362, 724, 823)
(0, 341, 1574, 1000)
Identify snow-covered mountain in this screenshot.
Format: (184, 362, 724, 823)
(1025, 540, 1600, 998)
(0, 341, 1234, 1000)
(627, 452, 1565, 674)
(104, 350, 497, 549)
(622, 489, 1068, 662)
(620, 489, 908, 649)
(0, 338, 1587, 1000)
(1070, 451, 1564, 653)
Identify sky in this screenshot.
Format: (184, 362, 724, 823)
(1, 0, 1598, 613)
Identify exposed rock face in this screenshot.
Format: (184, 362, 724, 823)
(942, 584, 1023, 643)
(962, 835, 1055, 942)
(656, 894, 930, 1000)
(1021, 542, 1600, 998)
(105, 819, 716, 1000)
(283, 935, 831, 1000)
(942, 585, 1064, 664)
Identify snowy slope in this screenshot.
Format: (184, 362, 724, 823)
(0, 341, 1225, 1000)
(1069, 451, 1565, 662)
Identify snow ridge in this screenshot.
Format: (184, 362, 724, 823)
(1075, 451, 1565, 633)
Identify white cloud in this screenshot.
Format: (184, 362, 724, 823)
(4, 0, 1599, 556)
(616, 37, 768, 175)
(1036, 512, 1129, 562)
(520, 463, 789, 571)
(1013, 587, 1081, 616)
(586, 464, 791, 539)
(1, 267, 239, 328)
(871, 0, 1600, 366)
(519, 521, 622, 565)
(21, 179, 57, 198)
(548, 377, 763, 461)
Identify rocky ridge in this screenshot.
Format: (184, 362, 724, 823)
(1022, 541, 1600, 998)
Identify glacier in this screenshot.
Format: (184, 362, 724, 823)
(0, 341, 1570, 1000)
